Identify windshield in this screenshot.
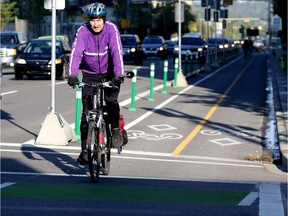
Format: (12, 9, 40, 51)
(181, 37, 203, 45)
(121, 37, 136, 46)
(143, 37, 162, 44)
(23, 41, 63, 54)
(0, 34, 18, 44)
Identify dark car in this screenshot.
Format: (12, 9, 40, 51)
(121, 34, 145, 64)
(206, 38, 230, 49)
(166, 40, 177, 55)
(14, 38, 71, 80)
(173, 34, 206, 62)
(142, 35, 168, 59)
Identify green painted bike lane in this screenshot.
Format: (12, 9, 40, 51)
(1, 182, 248, 205)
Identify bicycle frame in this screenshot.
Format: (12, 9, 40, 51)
(80, 80, 112, 182)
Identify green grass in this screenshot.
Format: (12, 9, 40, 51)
(1, 183, 248, 205)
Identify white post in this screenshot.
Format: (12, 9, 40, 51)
(51, 0, 56, 113)
(178, 0, 182, 74)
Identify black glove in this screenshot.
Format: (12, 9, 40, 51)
(68, 76, 79, 88)
(112, 75, 123, 88)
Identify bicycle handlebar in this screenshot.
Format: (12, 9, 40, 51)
(71, 71, 135, 90)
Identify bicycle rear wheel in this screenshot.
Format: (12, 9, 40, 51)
(87, 121, 100, 182)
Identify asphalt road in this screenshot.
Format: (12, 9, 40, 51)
(1, 53, 287, 216)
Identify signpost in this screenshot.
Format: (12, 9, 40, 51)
(36, 0, 76, 146)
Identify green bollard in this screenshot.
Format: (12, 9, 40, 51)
(129, 67, 137, 111)
(162, 60, 168, 94)
(173, 58, 179, 88)
(74, 77, 82, 140)
(148, 63, 155, 101)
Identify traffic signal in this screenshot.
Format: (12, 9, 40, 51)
(239, 26, 244, 33)
(213, 11, 219, 22)
(205, 8, 211, 21)
(247, 28, 259, 36)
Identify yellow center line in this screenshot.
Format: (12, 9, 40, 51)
(172, 57, 255, 157)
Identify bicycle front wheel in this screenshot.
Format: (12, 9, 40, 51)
(87, 121, 100, 182)
(99, 123, 111, 175)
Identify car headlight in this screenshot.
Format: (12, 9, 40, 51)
(224, 44, 229, 48)
(49, 59, 62, 64)
(174, 47, 179, 51)
(15, 58, 26, 64)
(159, 47, 163, 51)
(130, 48, 136, 52)
(6, 48, 17, 56)
(197, 48, 203, 52)
(219, 45, 224, 49)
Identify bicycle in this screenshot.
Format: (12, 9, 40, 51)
(75, 72, 134, 182)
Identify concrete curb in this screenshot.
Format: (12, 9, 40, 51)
(269, 50, 287, 171)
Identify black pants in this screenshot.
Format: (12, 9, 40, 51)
(80, 73, 120, 149)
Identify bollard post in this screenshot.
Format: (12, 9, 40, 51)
(148, 63, 155, 101)
(162, 60, 168, 94)
(74, 77, 82, 140)
(173, 58, 179, 88)
(195, 54, 199, 75)
(129, 67, 137, 111)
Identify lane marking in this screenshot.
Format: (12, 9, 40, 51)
(0, 182, 15, 189)
(172, 57, 255, 156)
(259, 183, 285, 216)
(120, 85, 163, 107)
(238, 191, 258, 206)
(125, 56, 242, 131)
(1, 90, 18, 96)
(0, 148, 263, 169)
(0, 142, 264, 165)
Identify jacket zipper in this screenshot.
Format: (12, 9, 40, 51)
(97, 36, 101, 74)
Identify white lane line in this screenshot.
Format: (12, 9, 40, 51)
(0, 182, 15, 189)
(120, 85, 163, 107)
(238, 192, 258, 206)
(259, 183, 285, 216)
(0, 148, 263, 169)
(0, 142, 263, 166)
(1, 172, 86, 177)
(1, 90, 18, 96)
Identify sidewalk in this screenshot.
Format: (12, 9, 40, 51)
(269, 49, 287, 171)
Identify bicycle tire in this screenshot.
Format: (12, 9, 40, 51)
(99, 122, 111, 175)
(87, 121, 100, 182)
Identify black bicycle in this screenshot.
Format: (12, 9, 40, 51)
(75, 72, 134, 182)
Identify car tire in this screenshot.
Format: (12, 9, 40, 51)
(57, 63, 66, 80)
(15, 70, 23, 80)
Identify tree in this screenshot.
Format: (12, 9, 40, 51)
(0, 0, 18, 30)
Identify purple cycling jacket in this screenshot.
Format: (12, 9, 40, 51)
(68, 21, 124, 77)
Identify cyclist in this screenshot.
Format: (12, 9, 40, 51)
(67, 2, 124, 164)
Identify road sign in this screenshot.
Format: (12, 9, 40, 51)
(175, 2, 184, 23)
(44, 0, 65, 10)
(273, 14, 282, 31)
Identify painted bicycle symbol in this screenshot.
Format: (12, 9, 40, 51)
(127, 130, 183, 141)
(200, 129, 257, 139)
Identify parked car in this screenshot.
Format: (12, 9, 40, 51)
(120, 34, 145, 64)
(0, 31, 27, 67)
(173, 34, 206, 62)
(14, 38, 71, 80)
(165, 40, 178, 55)
(142, 35, 168, 59)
